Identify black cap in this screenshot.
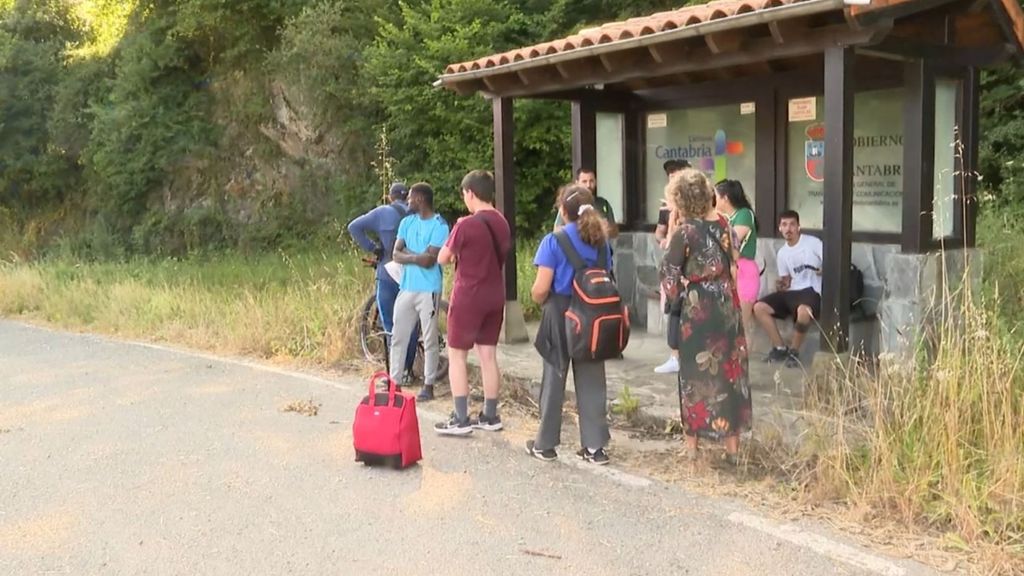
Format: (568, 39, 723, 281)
(389, 182, 408, 199)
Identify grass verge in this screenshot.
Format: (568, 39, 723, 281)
(0, 244, 542, 366)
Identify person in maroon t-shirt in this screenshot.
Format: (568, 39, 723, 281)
(435, 170, 512, 435)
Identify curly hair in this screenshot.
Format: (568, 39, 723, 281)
(558, 184, 606, 247)
(665, 168, 715, 219)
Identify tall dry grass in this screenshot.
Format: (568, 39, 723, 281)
(0, 252, 375, 365)
(0, 244, 544, 366)
(795, 254, 1024, 562)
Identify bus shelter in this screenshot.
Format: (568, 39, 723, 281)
(436, 0, 1024, 354)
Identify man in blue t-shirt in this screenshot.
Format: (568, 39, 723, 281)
(347, 182, 417, 372)
(391, 183, 450, 400)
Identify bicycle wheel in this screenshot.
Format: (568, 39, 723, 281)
(358, 293, 388, 366)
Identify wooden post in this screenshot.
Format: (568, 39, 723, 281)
(623, 106, 643, 227)
(901, 59, 936, 253)
(960, 67, 980, 247)
(755, 88, 778, 230)
(493, 96, 529, 343)
(571, 99, 597, 177)
(820, 46, 854, 354)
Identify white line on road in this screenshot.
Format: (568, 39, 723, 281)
(727, 511, 907, 576)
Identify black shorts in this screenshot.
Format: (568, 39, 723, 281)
(758, 288, 821, 320)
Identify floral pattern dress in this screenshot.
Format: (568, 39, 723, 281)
(660, 216, 752, 439)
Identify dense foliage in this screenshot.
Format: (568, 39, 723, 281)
(0, 0, 1021, 258)
(0, 0, 682, 257)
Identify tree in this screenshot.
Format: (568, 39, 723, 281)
(0, 0, 83, 210)
(366, 0, 571, 232)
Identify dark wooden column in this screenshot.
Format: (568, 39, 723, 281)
(493, 96, 517, 299)
(623, 107, 643, 227)
(571, 99, 597, 176)
(901, 60, 936, 253)
(821, 46, 855, 354)
(959, 67, 980, 247)
(755, 87, 778, 230)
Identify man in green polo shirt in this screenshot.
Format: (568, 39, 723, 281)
(553, 167, 618, 239)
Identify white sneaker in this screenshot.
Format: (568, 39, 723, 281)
(654, 356, 679, 374)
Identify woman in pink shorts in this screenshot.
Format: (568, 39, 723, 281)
(715, 180, 759, 339)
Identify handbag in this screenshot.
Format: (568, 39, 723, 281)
(353, 371, 422, 469)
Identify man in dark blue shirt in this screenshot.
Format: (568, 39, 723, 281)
(347, 183, 417, 373)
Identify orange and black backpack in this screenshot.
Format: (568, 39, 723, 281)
(554, 231, 630, 361)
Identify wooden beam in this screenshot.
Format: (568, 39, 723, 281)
(901, 60, 936, 254)
(477, 24, 890, 98)
(571, 99, 597, 176)
(481, 73, 526, 94)
(768, 17, 810, 44)
(598, 47, 656, 74)
(647, 42, 691, 64)
(492, 97, 518, 302)
(821, 46, 855, 354)
(705, 29, 745, 54)
(516, 65, 565, 87)
(857, 38, 1014, 66)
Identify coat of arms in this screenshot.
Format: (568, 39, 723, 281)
(804, 123, 825, 183)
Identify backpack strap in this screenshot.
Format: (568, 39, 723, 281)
(389, 203, 408, 219)
(554, 230, 587, 272)
(473, 212, 505, 266)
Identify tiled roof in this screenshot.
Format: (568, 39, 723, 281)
(443, 0, 817, 76)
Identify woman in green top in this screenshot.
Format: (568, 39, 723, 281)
(715, 180, 758, 339)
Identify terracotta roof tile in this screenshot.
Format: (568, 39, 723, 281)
(441, 0, 817, 75)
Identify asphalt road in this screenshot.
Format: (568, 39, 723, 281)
(0, 321, 938, 576)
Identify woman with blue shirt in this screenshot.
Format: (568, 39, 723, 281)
(526, 185, 612, 465)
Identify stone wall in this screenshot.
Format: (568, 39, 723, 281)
(612, 232, 981, 357)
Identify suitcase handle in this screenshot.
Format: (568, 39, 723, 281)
(367, 370, 398, 407)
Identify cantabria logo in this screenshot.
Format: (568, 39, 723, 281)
(654, 129, 744, 182)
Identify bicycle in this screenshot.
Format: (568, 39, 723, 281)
(358, 256, 449, 383)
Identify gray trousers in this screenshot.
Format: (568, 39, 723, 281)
(534, 357, 610, 451)
(390, 291, 440, 385)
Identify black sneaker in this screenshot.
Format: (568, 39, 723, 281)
(470, 412, 503, 432)
(434, 414, 472, 436)
(526, 440, 557, 461)
(765, 347, 790, 363)
(784, 349, 801, 368)
(416, 385, 434, 402)
(577, 447, 610, 466)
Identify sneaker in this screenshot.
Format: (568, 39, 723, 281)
(471, 412, 503, 432)
(577, 447, 610, 466)
(434, 414, 472, 436)
(526, 440, 557, 461)
(416, 385, 434, 402)
(654, 356, 679, 374)
(765, 346, 790, 363)
(784, 349, 801, 368)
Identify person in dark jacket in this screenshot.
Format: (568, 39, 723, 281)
(347, 183, 416, 376)
(526, 184, 612, 465)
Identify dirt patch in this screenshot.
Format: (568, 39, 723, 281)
(281, 399, 320, 417)
(0, 508, 78, 554)
(404, 463, 472, 515)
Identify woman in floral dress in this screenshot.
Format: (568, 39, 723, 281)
(660, 169, 752, 464)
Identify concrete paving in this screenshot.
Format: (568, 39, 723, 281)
(495, 322, 812, 440)
(0, 321, 936, 576)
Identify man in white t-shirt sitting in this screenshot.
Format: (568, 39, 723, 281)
(753, 210, 823, 368)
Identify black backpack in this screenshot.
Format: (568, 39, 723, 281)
(849, 264, 865, 312)
(554, 231, 630, 361)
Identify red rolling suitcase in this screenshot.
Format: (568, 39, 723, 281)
(353, 371, 422, 469)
